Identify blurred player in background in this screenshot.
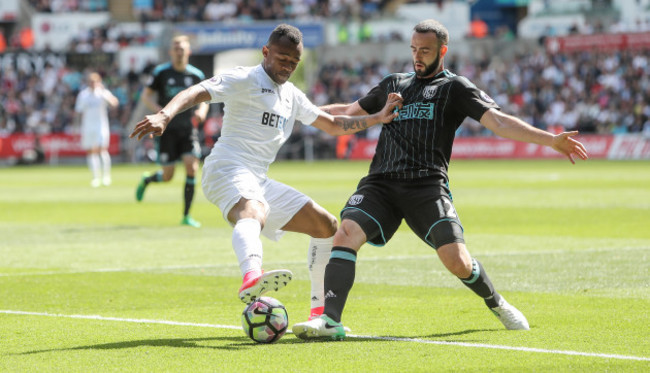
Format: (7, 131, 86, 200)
(74, 72, 119, 187)
(135, 35, 209, 228)
(292, 19, 589, 340)
(130, 24, 403, 317)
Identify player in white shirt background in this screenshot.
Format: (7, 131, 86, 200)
(74, 72, 119, 187)
(130, 24, 403, 318)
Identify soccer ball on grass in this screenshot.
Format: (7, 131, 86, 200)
(241, 296, 288, 343)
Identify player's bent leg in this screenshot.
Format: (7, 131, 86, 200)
(136, 170, 166, 202)
(292, 315, 346, 341)
(181, 155, 200, 227)
(136, 172, 151, 201)
(437, 243, 529, 330)
(281, 200, 337, 238)
(238, 269, 293, 304)
(281, 200, 337, 318)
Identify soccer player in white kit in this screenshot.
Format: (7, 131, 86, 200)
(130, 24, 403, 317)
(74, 72, 119, 187)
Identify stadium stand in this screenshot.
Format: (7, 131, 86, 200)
(1, 0, 649, 164)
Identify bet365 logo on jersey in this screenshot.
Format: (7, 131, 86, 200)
(261, 111, 288, 130)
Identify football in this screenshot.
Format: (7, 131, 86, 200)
(241, 296, 289, 343)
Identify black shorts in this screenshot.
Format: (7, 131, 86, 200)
(155, 127, 201, 165)
(340, 175, 464, 249)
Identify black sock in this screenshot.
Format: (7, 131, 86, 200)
(144, 171, 162, 185)
(460, 258, 502, 308)
(184, 176, 195, 217)
(323, 246, 357, 323)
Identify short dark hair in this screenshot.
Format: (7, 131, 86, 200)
(414, 19, 449, 46)
(267, 24, 303, 46)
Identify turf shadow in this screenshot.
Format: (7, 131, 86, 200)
(15, 336, 266, 354)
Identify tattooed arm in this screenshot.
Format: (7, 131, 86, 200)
(311, 93, 403, 136)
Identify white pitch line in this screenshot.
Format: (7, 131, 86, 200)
(0, 310, 240, 330)
(1, 310, 648, 362)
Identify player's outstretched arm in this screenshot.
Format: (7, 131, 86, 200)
(319, 101, 365, 116)
(480, 108, 589, 164)
(130, 84, 211, 140)
(312, 92, 402, 136)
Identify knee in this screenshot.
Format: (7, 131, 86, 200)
(447, 259, 472, 278)
(437, 244, 473, 278)
(313, 212, 337, 238)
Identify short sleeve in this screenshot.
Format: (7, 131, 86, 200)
(450, 76, 500, 121)
(146, 69, 159, 91)
(199, 72, 239, 104)
(358, 75, 392, 115)
(293, 88, 320, 125)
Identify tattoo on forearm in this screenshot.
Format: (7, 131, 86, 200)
(322, 108, 332, 114)
(335, 117, 370, 132)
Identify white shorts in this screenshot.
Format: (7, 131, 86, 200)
(202, 161, 310, 241)
(81, 124, 109, 150)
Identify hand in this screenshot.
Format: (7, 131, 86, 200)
(192, 109, 206, 124)
(377, 92, 403, 123)
(551, 131, 589, 164)
(130, 111, 171, 140)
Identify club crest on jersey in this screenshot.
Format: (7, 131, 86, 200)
(261, 88, 275, 94)
(348, 194, 364, 205)
(184, 76, 193, 86)
(479, 90, 495, 103)
(423, 85, 438, 99)
(167, 78, 175, 85)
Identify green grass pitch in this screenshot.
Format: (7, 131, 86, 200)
(1, 159, 648, 372)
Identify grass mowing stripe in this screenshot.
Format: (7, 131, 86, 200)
(2, 310, 648, 362)
(1, 245, 646, 277)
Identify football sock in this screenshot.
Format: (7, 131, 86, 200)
(232, 218, 263, 277)
(308, 235, 334, 313)
(460, 258, 502, 308)
(100, 150, 111, 179)
(323, 246, 357, 323)
(183, 176, 195, 216)
(144, 170, 162, 185)
(87, 153, 100, 180)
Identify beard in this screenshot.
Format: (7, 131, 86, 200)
(413, 52, 441, 78)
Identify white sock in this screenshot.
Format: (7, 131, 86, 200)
(232, 218, 263, 277)
(87, 153, 100, 180)
(308, 235, 334, 310)
(100, 150, 111, 179)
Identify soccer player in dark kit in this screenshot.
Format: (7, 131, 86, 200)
(135, 35, 209, 228)
(292, 19, 589, 340)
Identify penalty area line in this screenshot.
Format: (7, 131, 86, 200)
(1, 310, 649, 362)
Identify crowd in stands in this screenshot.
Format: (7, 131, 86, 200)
(28, 0, 109, 12)
(0, 62, 141, 139)
(313, 49, 650, 138)
(27, 0, 385, 22)
(2, 45, 648, 145)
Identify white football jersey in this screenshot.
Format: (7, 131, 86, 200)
(74, 87, 111, 130)
(200, 64, 321, 179)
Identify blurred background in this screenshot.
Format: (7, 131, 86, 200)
(0, 0, 649, 166)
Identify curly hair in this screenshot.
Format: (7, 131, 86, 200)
(267, 24, 303, 46)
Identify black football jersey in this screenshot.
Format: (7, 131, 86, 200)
(147, 62, 205, 132)
(358, 69, 500, 182)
